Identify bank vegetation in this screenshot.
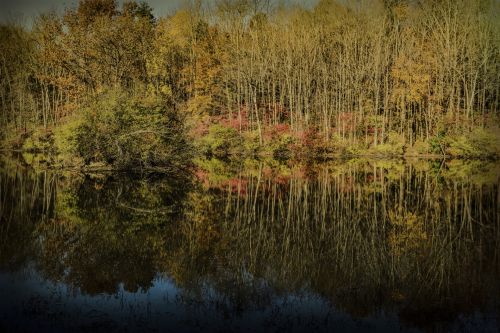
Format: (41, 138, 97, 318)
(0, 0, 499, 168)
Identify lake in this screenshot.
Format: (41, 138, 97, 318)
(0, 155, 499, 332)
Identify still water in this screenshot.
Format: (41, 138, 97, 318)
(0, 155, 499, 332)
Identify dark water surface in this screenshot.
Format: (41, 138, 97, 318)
(0, 155, 499, 332)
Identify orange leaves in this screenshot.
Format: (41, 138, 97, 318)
(263, 123, 290, 142)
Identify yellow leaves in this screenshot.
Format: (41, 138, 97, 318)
(393, 4, 409, 20)
(162, 10, 193, 48)
(186, 95, 213, 115)
(391, 40, 437, 105)
(314, 0, 350, 26)
(149, 13, 226, 112)
(160, 85, 173, 98)
(388, 207, 428, 258)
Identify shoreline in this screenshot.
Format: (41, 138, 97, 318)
(1, 148, 497, 175)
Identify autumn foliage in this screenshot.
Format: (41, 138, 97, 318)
(0, 0, 499, 161)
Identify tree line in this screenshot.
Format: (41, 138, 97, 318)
(0, 0, 498, 157)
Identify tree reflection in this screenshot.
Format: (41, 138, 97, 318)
(0, 155, 498, 330)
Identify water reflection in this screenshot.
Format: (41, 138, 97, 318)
(0, 155, 499, 332)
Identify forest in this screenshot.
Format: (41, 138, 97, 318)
(0, 0, 499, 170)
(1, 2, 499, 330)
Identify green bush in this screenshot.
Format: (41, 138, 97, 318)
(272, 134, 295, 161)
(370, 131, 405, 156)
(197, 124, 244, 158)
(429, 135, 445, 155)
(75, 89, 192, 170)
(242, 130, 261, 157)
(53, 116, 84, 167)
(405, 139, 430, 156)
(372, 143, 402, 156)
(21, 128, 55, 153)
(445, 128, 500, 158)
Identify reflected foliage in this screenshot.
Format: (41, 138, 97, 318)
(0, 154, 499, 331)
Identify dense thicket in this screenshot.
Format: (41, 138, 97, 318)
(75, 90, 192, 169)
(0, 0, 499, 158)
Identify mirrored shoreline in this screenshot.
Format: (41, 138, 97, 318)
(1, 155, 499, 332)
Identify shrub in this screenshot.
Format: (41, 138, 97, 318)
(53, 115, 84, 167)
(406, 140, 430, 156)
(272, 134, 295, 161)
(445, 128, 500, 158)
(197, 124, 244, 158)
(372, 143, 402, 156)
(370, 131, 405, 156)
(429, 135, 445, 155)
(75, 89, 192, 170)
(445, 135, 475, 157)
(21, 128, 55, 153)
(242, 130, 260, 157)
(294, 128, 332, 160)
